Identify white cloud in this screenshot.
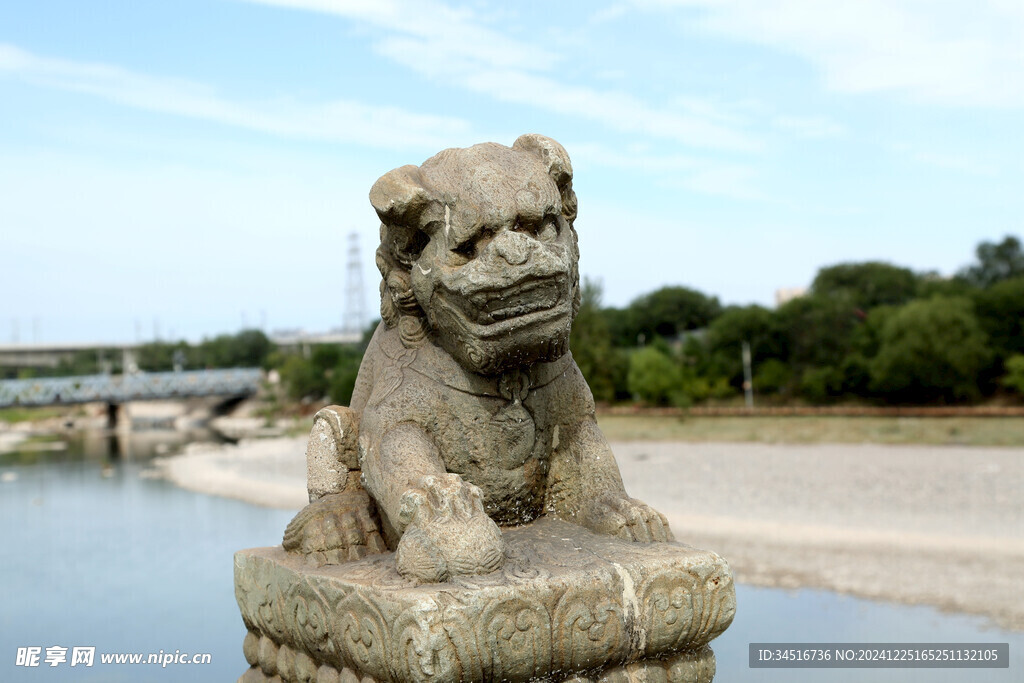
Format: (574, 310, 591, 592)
(0, 43, 470, 150)
(638, 0, 1024, 107)
(587, 3, 631, 25)
(571, 142, 702, 173)
(242, 0, 762, 151)
(669, 164, 771, 202)
(244, 0, 557, 71)
(563, 141, 775, 203)
(772, 115, 846, 139)
(892, 143, 999, 176)
(911, 151, 998, 177)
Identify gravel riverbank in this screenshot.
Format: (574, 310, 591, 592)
(158, 436, 1024, 630)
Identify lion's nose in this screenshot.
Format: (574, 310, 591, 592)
(492, 231, 532, 266)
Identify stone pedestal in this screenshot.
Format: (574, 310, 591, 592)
(235, 518, 735, 683)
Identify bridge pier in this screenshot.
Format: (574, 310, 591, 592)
(106, 403, 129, 431)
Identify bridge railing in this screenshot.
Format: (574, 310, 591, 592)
(0, 368, 264, 408)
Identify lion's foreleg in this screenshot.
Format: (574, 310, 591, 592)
(546, 417, 673, 542)
(360, 421, 506, 582)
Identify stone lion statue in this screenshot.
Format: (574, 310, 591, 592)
(283, 134, 672, 584)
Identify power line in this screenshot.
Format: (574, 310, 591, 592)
(343, 232, 366, 334)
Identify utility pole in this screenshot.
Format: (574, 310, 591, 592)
(742, 341, 754, 409)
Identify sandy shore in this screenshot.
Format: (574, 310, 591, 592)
(157, 438, 309, 510)
(159, 437, 1024, 630)
(0, 431, 28, 453)
(613, 441, 1024, 632)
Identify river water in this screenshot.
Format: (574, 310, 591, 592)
(1, 431, 1020, 682)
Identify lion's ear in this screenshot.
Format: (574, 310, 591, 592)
(513, 134, 577, 222)
(513, 134, 573, 192)
(370, 165, 433, 267)
(369, 165, 432, 228)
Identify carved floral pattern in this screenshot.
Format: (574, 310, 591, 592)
(639, 564, 734, 658)
(235, 519, 735, 683)
(288, 586, 333, 661)
(552, 586, 627, 673)
(390, 600, 482, 682)
(335, 591, 392, 680)
(480, 595, 552, 681)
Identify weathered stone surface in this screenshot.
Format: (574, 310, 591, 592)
(236, 518, 733, 683)
(305, 406, 360, 501)
(283, 136, 673, 585)
(239, 135, 735, 681)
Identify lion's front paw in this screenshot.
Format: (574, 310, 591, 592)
(394, 473, 506, 583)
(580, 493, 674, 543)
(282, 489, 387, 565)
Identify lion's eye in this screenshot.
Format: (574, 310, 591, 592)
(537, 218, 558, 242)
(452, 240, 476, 262)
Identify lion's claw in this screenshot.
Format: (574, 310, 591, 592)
(395, 473, 506, 583)
(282, 490, 387, 566)
(580, 493, 673, 543)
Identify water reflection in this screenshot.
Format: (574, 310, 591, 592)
(1, 427, 230, 467)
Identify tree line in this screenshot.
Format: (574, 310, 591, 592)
(9, 235, 1021, 408)
(270, 234, 1023, 408)
(3, 330, 274, 381)
(573, 235, 1024, 406)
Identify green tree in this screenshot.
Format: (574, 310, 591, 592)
(276, 344, 339, 400)
(329, 346, 364, 405)
(194, 329, 272, 368)
(869, 297, 989, 403)
(915, 272, 975, 299)
(1001, 355, 1024, 396)
(812, 261, 919, 310)
(706, 305, 786, 387)
(777, 293, 862, 373)
(137, 340, 190, 371)
(607, 286, 721, 347)
(53, 349, 106, 377)
(799, 366, 844, 403)
(602, 306, 634, 348)
(627, 345, 682, 406)
(628, 286, 722, 339)
(850, 305, 898, 359)
(570, 279, 621, 403)
(278, 355, 323, 401)
(958, 235, 1024, 288)
(972, 276, 1024, 361)
(753, 359, 791, 395)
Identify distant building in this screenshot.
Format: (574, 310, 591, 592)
(774, 287, 807, 307)
(269, 328, 362, 355)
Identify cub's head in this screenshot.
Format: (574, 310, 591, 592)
(370, 134, 580, 376)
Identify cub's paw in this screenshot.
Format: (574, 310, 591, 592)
(282, 489, 387, 565)
(394, 473, 506, 583)
(580, 493, 673, 543)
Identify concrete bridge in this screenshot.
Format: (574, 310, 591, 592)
(0, 341, 137, 369)
(0, 368, 263, 425)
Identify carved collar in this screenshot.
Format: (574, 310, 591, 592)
(377, 326, 572, 399)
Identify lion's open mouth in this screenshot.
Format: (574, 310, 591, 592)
(442, 275, 568, 327)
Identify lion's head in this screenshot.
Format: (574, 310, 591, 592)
(370, 134, 580, 376)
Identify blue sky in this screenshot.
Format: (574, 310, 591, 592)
(2, 0, 1021, 343)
